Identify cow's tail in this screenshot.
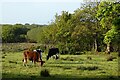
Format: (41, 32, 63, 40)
(22, 59, 24, 62)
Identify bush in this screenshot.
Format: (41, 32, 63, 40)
(40, 69, 50, 77)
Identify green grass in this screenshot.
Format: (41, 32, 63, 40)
(2, 51, 119, 80)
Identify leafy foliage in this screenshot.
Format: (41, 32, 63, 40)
(2, 24, 29, 42)
(96, 1, 120, 53)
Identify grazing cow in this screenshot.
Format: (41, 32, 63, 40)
(23, 49, 45, 66)
(47, 48, 59, 60)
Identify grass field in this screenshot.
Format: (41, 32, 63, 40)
(2, 50, 119, 80)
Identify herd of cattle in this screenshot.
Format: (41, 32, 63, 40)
(22, 48, 59, 66)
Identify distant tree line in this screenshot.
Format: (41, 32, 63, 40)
(1, 24, 46, 43)
(1, 1, 120, 55)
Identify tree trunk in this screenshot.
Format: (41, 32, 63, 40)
(95, 38, 98, 52)
(94, 38, 98, 54)
(106, 43, 110, 54)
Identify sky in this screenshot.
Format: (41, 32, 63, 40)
(0, 0, 85, 25)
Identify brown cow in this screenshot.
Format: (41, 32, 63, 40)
(22, 50, 45, 66)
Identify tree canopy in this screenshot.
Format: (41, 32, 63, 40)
(96, 1, 120, 54)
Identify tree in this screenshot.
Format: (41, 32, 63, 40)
(72, 2, 103, 52)
(97, 1, 120, 54)
(2, 24, 29, 43)
(39, 3, 104, 54)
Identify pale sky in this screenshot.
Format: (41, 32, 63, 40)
(0, 0, 84, 24)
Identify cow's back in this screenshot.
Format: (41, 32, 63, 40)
(48, 48, 59, 55)
(33, 51, 40, 61)
(23, 50, 40, 61)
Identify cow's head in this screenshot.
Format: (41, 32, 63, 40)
(56, 55, 59, 59)
(46, 55, 49, 60)
(40, 61, 45, 66)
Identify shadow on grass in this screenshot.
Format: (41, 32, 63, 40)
(2, 73, 120, 80)
(47, 61, 84, 64)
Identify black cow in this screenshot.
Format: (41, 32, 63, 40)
(47, 48, 59, 60)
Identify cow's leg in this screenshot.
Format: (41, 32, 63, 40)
(56, 54, 59, 59)
(40, 52, 42, 61)
(32, 58, 37, 67)
(22, 59, 25, 66)
(29, 60, 33, 66)
(23, 58, 27, 66)
(38, 60, 45, 67)
(52, 55, 56, 59)
(23, 51, 28, 66)
(41, 61, 45, 67)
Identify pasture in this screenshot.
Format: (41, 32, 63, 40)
(2, 52, 119, 80)
(1, 43, 119, 80)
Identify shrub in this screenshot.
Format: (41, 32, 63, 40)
(40, 69, 50, 77)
